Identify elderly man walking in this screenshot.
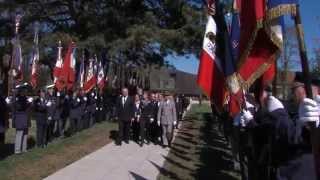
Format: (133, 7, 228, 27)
(157, 92, 177, 148)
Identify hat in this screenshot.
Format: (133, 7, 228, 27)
(264, 85, 272, 93)
(164, 91, 171, 96)
(46, 84, 55, 89)
(292, 81, 304, 90)
(15, 82, 30, 90)
(312, 79, 320, 87)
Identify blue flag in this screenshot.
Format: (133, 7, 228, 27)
(230, 0, 240, 65)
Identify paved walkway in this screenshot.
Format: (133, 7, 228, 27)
(45, 100, 201, 180)
(44, 141, 170, 180)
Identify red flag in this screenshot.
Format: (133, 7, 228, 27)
(237, 0, 278, 91)
(83, 58, 97, 93)
(57, 42, 76, 91)
(97, 61, 105, 91)
(197, 7, 227, 111)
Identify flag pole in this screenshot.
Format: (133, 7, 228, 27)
(294, 4, 313, 98)
(294, 4, 320, 179)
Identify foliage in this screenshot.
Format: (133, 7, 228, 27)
(0, 0, 205, 69)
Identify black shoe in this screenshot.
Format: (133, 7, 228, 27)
(125, 140, 129, 144)
(140, 142, 143, 147)
(116, 140, 122, 146)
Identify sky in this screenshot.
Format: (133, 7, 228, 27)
(167, 1, 320, 75)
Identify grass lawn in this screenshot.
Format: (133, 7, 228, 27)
(157, 104, 240, 180)
(0, 120, 117, 180)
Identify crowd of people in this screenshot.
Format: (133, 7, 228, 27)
(115, 87, 190, 147)
(215, 79, 320, 180)
(0, 83, 191, 155)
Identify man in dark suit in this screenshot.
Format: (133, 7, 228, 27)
(174, 94, 183, 129)
(116, 88, 134, 145)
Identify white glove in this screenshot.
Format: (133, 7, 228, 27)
(241, 110, 253, 127)
(27, 97, 33, 103)
(91, 93, 95, 97)
(95, 96, 98, 100)
(96, 107, 99, 110)
(150, 118, 154, 122)
(5, 97, 11, 104)
(48, 116, 52, 121)
(46, 101, 52, 107)
(84, 97, 88, 101)
(267, 96, 284, 112)
(299, 98, 320, 126)
(174, 121, 177, 126)
(57, 92, 61, 97)
(77, 98, 80, 102)
(157, 121, 160, 126)
(315, 95, 320, 114)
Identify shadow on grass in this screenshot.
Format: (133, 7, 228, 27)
(109, 130, 118, 141)
(193, 113, 237, 180)
(158, 109, 239, 180)
(0, 143, 14, 160)
(0, 137, 36, 160)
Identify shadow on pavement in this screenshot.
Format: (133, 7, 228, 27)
(129, 171, 148, 180)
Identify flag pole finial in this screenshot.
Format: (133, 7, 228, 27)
(15, 13, 22, 35)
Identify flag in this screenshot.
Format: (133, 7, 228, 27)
(11, 36, 23, 82)
(78, 51, 85, 89)
(83, 58, 97, 93)
(197, 0, 227, 112)
(267, 0, 297, 20)
(97, 60, 105, 91)
(54, 42, 63, 91)
(235, 0, 296, 94)
(57, 42, 76, 91)
(227, 0, 243, 117)
(230, 0, 241, 63)
(30, 26, 39, 88)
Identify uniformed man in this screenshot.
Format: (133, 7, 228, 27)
(87, 91, 97, 127)
(56, 91, 68, 137)
(6, 83, 33, 154)
(69, 89, 82, 134)
(0, 92, 8, 145)
(46, 85, 57, 142)
(95, 90, 105, 123)
(250, 84, 318, 180)
(33, 89, 48, 148)
(157, 91, 177, 148)
(78, 89, 87, 131)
